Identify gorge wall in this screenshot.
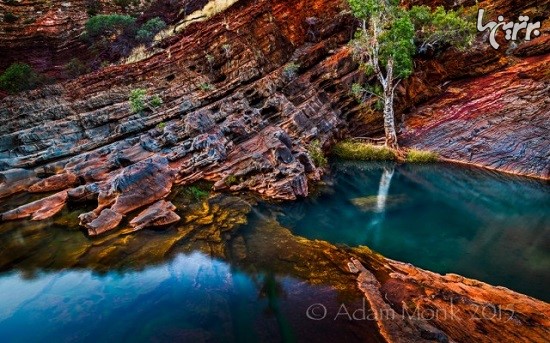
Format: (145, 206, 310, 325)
(1, 1, 549, 341)
(0, 0, 548, 230)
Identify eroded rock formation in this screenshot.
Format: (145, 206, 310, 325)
(1, 0, 356, 235)
(0, 0, 548, 250)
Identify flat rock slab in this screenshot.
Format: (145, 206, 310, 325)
(84, 209, 124, 236)
(1, 191, 68, 221)
(130, 200, 181, 231)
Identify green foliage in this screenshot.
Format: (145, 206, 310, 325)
(65, 58, 88, 78)
(129, 88, 147, 113)
(157, 122, 166, 129)
(405, 149, 439, 163)
(150, 94, 163, 107)
(222, 44, 231, 56)
(308, 140, 328, 168)
(379, 14, 415, 78)
(85, 14, 136, 40)
(129, 88, 162, 113)
(350, 1, 474, 80)
(348, 0, 398, 20)
(225, 175, 239, 186)
(332, 141, 397, 161)
(283, 62, 300, 80)
(199, 83, 215, 91)
(4, 12, 18, 23)
(351, 83, 364, 101)
(23, 17, 36, 25)
(186, 185, 209, 201)
(350, 82, 383, 109)
(136, 17, 166, 43)
(410, 6, 476, 52)
(0, 63, 41, 93)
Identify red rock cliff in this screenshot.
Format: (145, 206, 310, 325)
(0, 0, 548, 229)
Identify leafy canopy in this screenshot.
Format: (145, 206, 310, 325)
(349, 0, 475, 80)
(0, 63, 41, 93)
(85, 14, 136, 40)
(136, 17, 167, 43)
(408, 5, 476, 52)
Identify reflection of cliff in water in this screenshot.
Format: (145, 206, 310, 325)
(271, 161, 550, 301)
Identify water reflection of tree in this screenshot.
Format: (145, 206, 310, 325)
(258, 273, 295, 342)
(366, 165, 395, 246)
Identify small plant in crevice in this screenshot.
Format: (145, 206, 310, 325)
(282, 62, 300, 80)
(65, 58, 89, 78)
(308, 140, 328, 168)
(225, 175, 239, 187)
(129, 88, 163, 113)
(206, 54, 215, 64)
(185, 185, 210, 201)
(221, 44, 231, 57)
(199, 82, 215, 91)
(157, 122, 166, 130)
(150, 94, 163, 107)
(3, 12, 18, 23)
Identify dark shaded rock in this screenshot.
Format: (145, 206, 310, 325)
(0, 168, 38, 198)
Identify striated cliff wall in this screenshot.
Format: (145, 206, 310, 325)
(0, 0, 548, 229)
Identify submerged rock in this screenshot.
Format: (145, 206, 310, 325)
(350, 195, 406, 212)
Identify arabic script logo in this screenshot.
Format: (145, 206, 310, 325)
(477, 9, 542, 49)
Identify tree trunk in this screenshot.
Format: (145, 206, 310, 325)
(382, 59, 398, 149)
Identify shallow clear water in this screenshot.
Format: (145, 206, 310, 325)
(268, 161, 550, 301)
(0, 161, 548, 342)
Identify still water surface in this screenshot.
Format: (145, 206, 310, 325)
(0, 161, 548, 342)
(270, 161, 550, 301)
